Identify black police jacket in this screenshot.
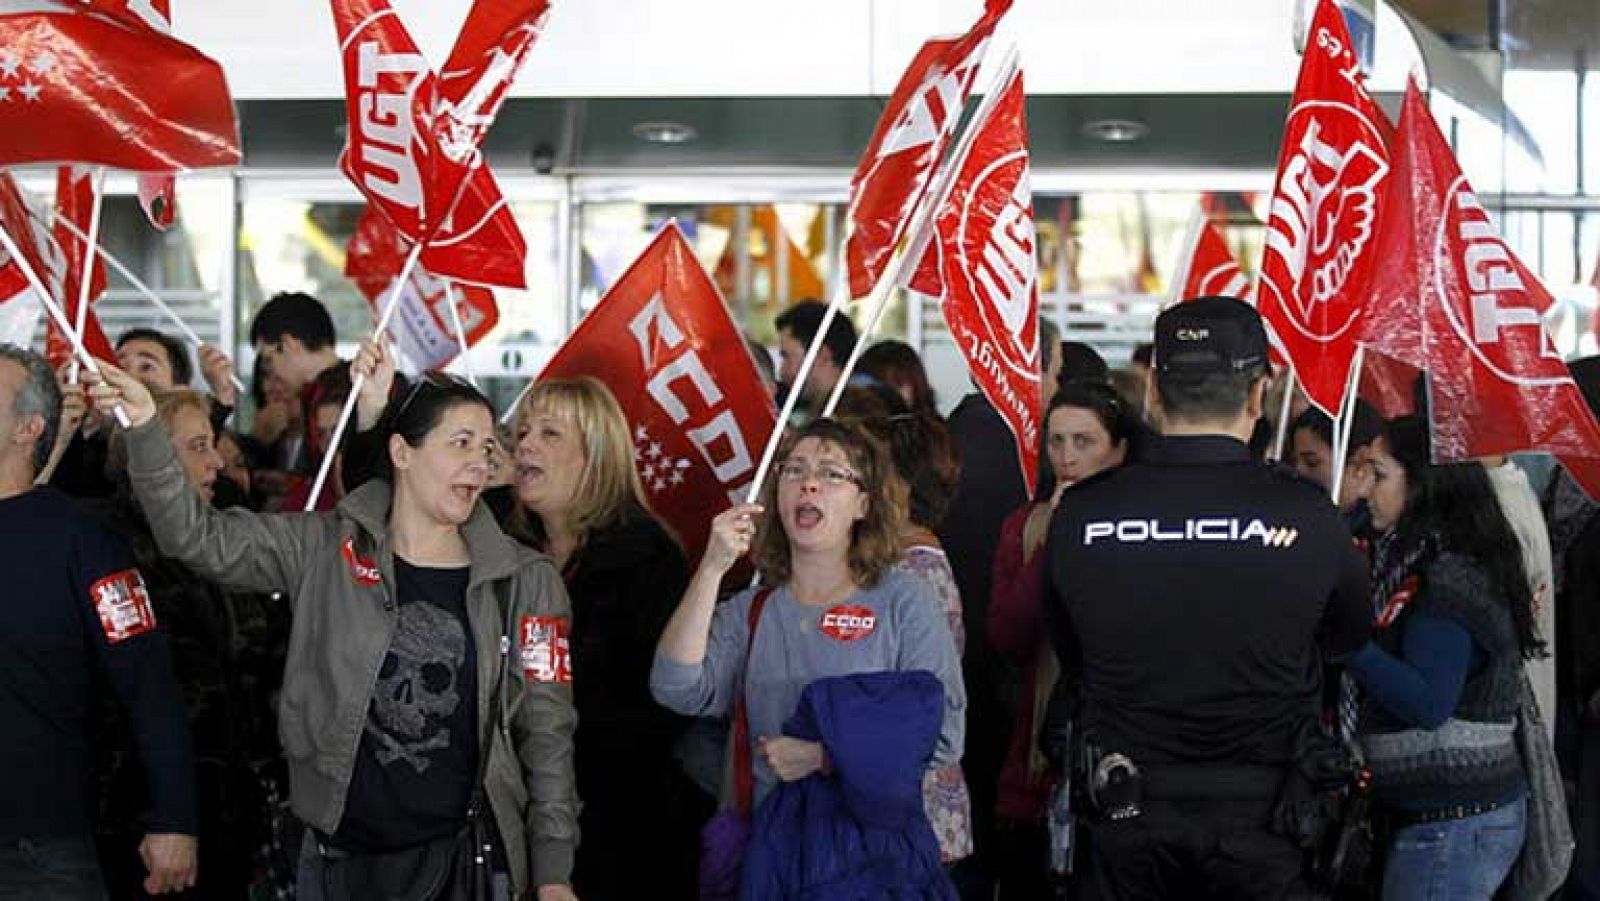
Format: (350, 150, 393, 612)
(1044, 434, 1370, 769)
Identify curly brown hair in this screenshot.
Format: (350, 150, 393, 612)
(754, 418, 907, 589)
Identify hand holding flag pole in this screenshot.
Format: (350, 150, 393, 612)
(0, 221, 129, 427)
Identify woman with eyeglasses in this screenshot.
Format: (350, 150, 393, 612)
(651, 418, 965, 889)
(86, 356, 581, 901)
(988, 381, 1142, 898)
(1346, 416, 1541, 901)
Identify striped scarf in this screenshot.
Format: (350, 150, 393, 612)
(1338, 530, 1436, 750)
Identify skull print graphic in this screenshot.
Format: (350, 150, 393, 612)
(368, 599, 469, 773)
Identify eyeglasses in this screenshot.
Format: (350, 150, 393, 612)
(393, 370, 479, 422)
(776, 460, 862, 488)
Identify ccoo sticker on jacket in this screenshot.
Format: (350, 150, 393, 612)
(819, 604, 877, 642)
(341, 537, 382, 587)
(519, 615, 572, 684)
(92, 568, 157, 644)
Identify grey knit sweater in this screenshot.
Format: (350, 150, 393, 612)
(1359, 552, 1526, 810)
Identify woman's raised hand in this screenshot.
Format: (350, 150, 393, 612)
(352, 337, 396, 432)
(82, 363, 156, 428)
(702, 503, 763, 576)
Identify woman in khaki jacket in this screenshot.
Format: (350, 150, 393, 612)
(89, 360, 580, 901)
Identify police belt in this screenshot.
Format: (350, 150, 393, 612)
(1139, 763, 1283, 801)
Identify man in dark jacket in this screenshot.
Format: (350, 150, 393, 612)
(0, 344, 198, 897)
(1044, 298, 1370, 900)
(938, 318, 1060, 893)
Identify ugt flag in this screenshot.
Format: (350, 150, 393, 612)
(46, 165, 114, 367)
(0, 174, 49, 348)
(844, 0, 1011, 300)
(1257, 0, 1392, 417)
(908, 62, 1041, 494)
(1171, 212, 1250, 303)
(538, 223, 778, 568)
(330, 0, 544, 289)
(1362, 80, 1600, 464)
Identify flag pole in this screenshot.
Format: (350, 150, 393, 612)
(442, 279, 477, 387)
(1271, 370, 1297, 461)
(0, 221, 129, 428)
(46, 209, 247, 395)
(67, 168, 106, 385)
(1167, 205, 1206, 307)
(304, 162, 483, 511)
(1329, 347, 1366, 503)
(302, 237, 428, 511)
(745, 277, 852, 504)
(820, 43, 1023, 419)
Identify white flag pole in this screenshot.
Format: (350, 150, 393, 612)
(302, 238, 428, 511)
(1329, 346, 1366, 503)
(0, 221, 129, 428)
(67, 168, 106, 385)
(47, 209, 247, 395)
(442, 279, 477, 387)
(1167, 205, 1206, 308)
(1272, 369, 1297, 461)
(820, 44, 1023, 419)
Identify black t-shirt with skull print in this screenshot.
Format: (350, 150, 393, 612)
(331, 559, 478, 852)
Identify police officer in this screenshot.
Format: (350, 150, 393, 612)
(1044, 296, 1370, 900)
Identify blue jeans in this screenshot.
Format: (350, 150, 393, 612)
(0, 834, 106, 901)
(1382, 796, 1526, 901)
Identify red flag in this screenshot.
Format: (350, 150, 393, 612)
(45, 166, 114, 367)
(1172, 216, 1250, 302)
(908, 65, 1041, 494)
(346, 206, 500, 372)
(1364, 81, 1600, 461)
(330, 0, 533, 289)
(0, 1, 238, 171)
(84, 0, 181, 229)
(843, 0, 1010, 300)
(538, 223, 778, 567)
(1356, 350, 1421, 419)
(1257, 0, 1392, 417)
(0, 174, 49, 347)
(435, 0, 551, 166)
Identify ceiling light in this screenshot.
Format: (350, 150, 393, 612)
(1082, 119, 1149, 143)
(632, 121, 697, 144)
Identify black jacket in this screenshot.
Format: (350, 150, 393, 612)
(938, 393, 1028, 659)
(1045, 434, 1371, 768)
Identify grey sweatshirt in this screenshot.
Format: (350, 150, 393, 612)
(651, 569, 966, 805)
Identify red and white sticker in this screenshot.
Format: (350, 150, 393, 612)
(819, 604, 877, 642)
(92, 568, 157, 644)
(519, 615, 572, 684)
(342, 538, 382, 587)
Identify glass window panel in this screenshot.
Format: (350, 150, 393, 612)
(1585, 72, 1600, 194)
(576, 201, 846, 346)
(1504, 70, 1578, 195)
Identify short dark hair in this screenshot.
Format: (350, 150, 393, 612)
(775, 300, 858, 371)
(1291, 400, 1382, 453)
(1131, 343, 1154, 369)
(0, 344, 61, 476)
(1155, 368, 1264, 423)
(857, 340, 938, 420)
(1059, 341, 1109, 387)
(117, 328, 193, 386)
(249, 292, 335, 351)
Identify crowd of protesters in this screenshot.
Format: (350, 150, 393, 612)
(2, 287, 1596, 901)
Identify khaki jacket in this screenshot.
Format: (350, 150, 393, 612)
(125, 420, 578, 892)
